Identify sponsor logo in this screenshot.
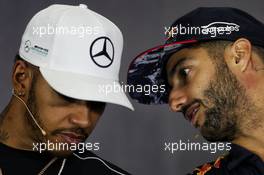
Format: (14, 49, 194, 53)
(90, 37, 114, 68)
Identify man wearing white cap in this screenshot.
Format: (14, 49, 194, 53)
(0, 4, 133, 175)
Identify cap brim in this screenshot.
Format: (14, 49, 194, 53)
(127, 40, 197, 105)
(40, 68, 134, 111)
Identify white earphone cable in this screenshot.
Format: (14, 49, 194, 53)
(12, 89, 46, 136)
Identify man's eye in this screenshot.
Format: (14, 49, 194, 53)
(179, 68, 191, 77)
(89, 102, 106, 113)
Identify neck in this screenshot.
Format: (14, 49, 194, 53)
(0, 99, 36, 150)
(233, 126, 264, 161)
(232, 84, 264, 161)
(0, 105, 10, 142)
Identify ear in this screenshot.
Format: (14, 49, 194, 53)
(12, 60, 33, 99)
(227, 38, 252, 73)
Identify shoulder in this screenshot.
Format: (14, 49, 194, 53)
(188, 144, 264, 175)
(67, 151, 130, 175)
(188, 156, 226, 175)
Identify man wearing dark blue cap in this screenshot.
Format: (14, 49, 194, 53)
(128, 7, 264, 174)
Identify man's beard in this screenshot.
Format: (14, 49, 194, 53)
(25, 81, 88, 156)
(25, 81, 46, 143)
(200, 60, 253, 142)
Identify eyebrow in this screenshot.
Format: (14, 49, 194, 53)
(169, 57, 188, 77)
(55, 90, 78, 103)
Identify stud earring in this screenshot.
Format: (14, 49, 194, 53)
(14, 90, 25, 96)
(18, 91, 25, 96)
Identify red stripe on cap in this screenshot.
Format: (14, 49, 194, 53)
(128, 39, 198, 71)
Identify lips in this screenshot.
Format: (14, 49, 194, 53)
(58, 132, 86, 144)
(184, 102, 200, 126)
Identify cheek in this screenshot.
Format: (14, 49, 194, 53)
(189, 69, 216, 109)
(37, 106, 69, 130)
(189, 70, 211, 96)
(241, 73, 257, 89)
(90, 112, 102, 126)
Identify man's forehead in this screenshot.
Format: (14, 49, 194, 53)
(166, 49, 192, 69)
(166, 47, 208, 67)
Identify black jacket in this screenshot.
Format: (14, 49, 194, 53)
(0, 142, 130, 175)
(189, 144, 264, 175)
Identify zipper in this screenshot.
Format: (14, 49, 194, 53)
(38, 157, 58, 175)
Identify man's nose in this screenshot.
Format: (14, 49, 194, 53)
(69, 102, 92, 128)
(169, 87, 188, 112)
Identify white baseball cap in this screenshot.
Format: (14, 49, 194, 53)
(19, 4, 134, 110)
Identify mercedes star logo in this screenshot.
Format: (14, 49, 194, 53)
(90, 37, 114, 68)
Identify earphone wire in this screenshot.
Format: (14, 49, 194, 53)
(12, 89, 46, 136)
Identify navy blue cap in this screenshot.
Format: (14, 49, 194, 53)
(127, 7, 264, 105)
